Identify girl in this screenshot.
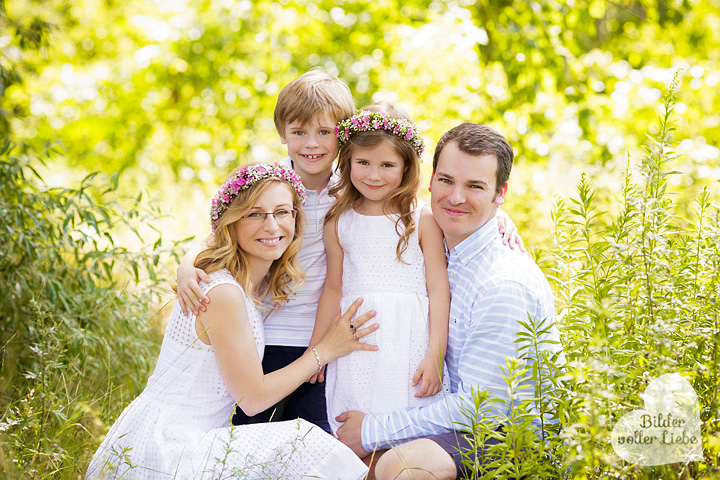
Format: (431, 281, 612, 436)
(86, 163, 377, 480)
(310, 103, 452, 434)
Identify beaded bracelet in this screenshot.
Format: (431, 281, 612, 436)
(309, 346, 323, 374)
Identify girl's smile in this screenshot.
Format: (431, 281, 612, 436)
(349, 142, 406, 215)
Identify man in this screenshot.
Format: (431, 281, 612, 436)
(336, 123, 563, 479)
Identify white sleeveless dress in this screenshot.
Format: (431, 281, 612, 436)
(86, 269, 367, 480)
(326, 205, 450, 434)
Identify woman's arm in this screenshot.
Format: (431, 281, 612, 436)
(202, 285, 377, 417)
(176, 233, 213, 315)
(413, 206, 450, 398)
(307, 217, 345, 382)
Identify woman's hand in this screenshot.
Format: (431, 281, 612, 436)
(315, 298, 378, 365)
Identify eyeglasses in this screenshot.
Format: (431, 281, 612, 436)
(242, 208, 297, 223)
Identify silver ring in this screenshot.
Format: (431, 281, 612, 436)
(352, 330, 358, 340)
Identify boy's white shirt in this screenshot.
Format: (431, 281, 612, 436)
(261, 156, 338, 347)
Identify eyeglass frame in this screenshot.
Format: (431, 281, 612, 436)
(241, 207, 298, 223)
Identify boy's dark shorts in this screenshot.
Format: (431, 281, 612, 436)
(231, 345, 330, 432)
(426, 430, 502, 479)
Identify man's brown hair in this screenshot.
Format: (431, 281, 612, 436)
(433, 123, 514, 194)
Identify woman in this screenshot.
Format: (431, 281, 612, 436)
(86, 162, 377, 479)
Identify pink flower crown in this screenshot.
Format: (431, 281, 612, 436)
(335, 110, 425, 157)
(210, 162, 306, 232)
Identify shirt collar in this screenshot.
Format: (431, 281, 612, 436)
(445, 215, 499, 264)
(282, 156, 337, 193)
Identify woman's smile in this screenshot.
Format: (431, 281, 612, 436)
(257, 236, 284, 246)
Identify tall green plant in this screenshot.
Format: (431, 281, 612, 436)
(0, 145, 182, 478)
(460, 74, 720, 479)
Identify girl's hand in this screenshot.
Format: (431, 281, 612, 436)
(315, 298, 378, 365)
(496, 210, 526, 253)
(412, 354, 443, 398)
(177, 265, 211, 315)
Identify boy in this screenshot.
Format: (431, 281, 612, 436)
(177, 69, 355, 432)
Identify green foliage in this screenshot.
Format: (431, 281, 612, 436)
(1, 1, 719, 478)
(0, 0, 54, 140)
(0, 145, 183, 478)
(3, 0, 719, 243)
(459, 75, 720, 479)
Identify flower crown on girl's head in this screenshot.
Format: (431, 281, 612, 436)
(335, 110, 426, 157)
(210, 162, 306, 232)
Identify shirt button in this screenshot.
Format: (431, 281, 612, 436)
(449, 272, 454, 277)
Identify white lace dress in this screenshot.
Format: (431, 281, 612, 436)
(326, 205, 450, 434)
(86, 269, 367, 480)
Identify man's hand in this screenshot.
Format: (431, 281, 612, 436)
(336, 410, 370, 458)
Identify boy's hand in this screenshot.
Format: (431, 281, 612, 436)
(307, 365, 326, 384)
(177, 265, 211, 315)
(496, 211, 526, 253)
(412, 355, 443, 398)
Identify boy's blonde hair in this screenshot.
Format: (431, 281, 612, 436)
(274, 68, 354, 137)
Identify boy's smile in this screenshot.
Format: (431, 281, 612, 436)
(281, 113, 339, 191)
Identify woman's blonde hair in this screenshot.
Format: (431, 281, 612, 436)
(196, 174, 305, 309)
(326, 102, 421, 263)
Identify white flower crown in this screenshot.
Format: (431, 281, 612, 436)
(335, 110, 425, 157)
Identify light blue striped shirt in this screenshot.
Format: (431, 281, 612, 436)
(361, 215, 562, 451)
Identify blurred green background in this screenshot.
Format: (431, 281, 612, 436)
(4, 0, 719, 248)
